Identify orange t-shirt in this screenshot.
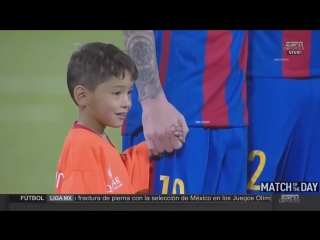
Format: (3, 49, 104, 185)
(55, 122, 149, 194)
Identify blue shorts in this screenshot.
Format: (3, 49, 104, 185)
(247, 76, 320, 194)
(122, 127, 247, 194)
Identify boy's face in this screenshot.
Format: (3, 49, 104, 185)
(86, 72, 134, 128)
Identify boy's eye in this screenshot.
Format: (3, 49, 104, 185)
(128, 91, 132, 95)
(113, 91, 121, 96)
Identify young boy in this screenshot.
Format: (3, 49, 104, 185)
(55, 42, 184, 194)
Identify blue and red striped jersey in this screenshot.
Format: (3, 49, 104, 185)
(247, 30, 320, 78)
(122, 30, 248, 135)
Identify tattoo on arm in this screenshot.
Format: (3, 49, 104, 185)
(123, 30, 163, 101)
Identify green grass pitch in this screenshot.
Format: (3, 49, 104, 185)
(0, 30, 124, 193)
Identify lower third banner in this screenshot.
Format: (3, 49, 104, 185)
(9, 194, 271, 203)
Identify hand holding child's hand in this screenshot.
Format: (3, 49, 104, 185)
(172, 121, 185, 143)
(148, 121, 186, 158)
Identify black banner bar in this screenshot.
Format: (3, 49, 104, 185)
(0, 195, 8, 211)
(7, 194, 320, 211)
(9, 202, 271, 211)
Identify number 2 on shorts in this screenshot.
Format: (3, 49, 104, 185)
(247, 150, 266, 191)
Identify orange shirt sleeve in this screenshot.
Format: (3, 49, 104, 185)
(121, 142, 150, 194)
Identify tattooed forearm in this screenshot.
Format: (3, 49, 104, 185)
(123, 30, 163, 101)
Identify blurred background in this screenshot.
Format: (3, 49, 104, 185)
(0, 30, 124, 194)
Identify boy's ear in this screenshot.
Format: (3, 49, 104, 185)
(74, 85, 87, 106)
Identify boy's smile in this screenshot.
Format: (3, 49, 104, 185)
(115, 112, 127, 120)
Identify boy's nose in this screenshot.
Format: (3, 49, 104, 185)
(121, 96, 131, 109)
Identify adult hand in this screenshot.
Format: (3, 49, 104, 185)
(142, 98, 188, 156)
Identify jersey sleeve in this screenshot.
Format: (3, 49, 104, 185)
(57, 171, 107, 194)
(121, 142, 150, 194)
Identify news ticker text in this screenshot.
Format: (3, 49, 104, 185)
(10, 194, 272, 203)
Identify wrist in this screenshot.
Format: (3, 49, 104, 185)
(140, 91, 167, 109)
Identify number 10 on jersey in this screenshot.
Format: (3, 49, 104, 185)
(160, 175, 185, 194)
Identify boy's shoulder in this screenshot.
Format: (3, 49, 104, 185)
(59, 129, 105, 172)
(63, 128, 104, 151)
(68, 128, 101, 141)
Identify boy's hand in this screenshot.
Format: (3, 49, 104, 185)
(148, 121, 185, 158)
(172, 121, 185, 143)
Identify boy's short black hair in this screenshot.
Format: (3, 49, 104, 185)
(67, 42, 139, 104)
